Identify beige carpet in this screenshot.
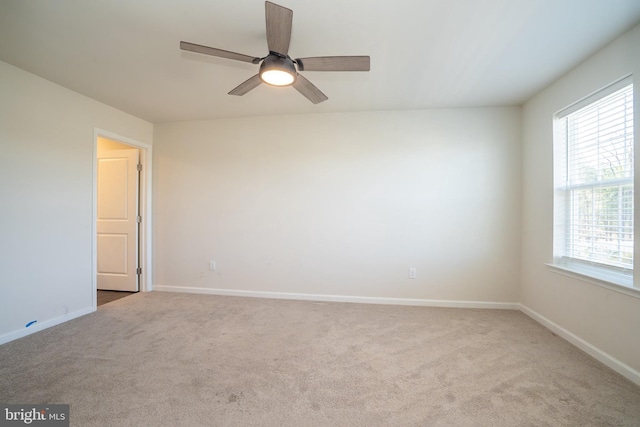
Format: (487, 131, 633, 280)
(1, 292, 639, 426)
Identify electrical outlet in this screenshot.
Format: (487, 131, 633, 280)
(209, 260, 216, 271)
(409, 267, 416, 279)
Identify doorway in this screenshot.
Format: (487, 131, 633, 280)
(93, 129, 152, 310)
(97, 137, 140, 292)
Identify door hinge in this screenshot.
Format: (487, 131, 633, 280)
(137, 215, 142, 223)
(136, 267, 142, 275)
(137, 163, 142, 172)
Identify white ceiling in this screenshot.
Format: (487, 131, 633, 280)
(1, 0, 639, 123)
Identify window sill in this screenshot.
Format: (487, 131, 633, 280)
(546, 263, 640, 299)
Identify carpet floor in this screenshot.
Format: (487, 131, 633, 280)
(1, 292, 639, 426)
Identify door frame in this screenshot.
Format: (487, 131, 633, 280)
(92, 128, 153, 311)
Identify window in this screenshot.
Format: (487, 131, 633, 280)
(553, 77, 634, 287)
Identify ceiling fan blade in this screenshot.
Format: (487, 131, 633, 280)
(296, 56, 370, 72)
(180, 41, 260, 64)
(265, 1, 293, 56)
(292, 74, 328, 104)
(228, 74, 263, 96)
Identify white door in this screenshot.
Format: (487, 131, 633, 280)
(97, 147, 140, 291)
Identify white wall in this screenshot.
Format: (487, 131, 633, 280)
(154, 108, 522, 304)
(0, 60, 153, 342)
(521, 23, 640, 374)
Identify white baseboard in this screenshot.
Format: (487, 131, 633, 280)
(0, 307, 94, 346)
(153, 285, 519, 310)
(519, 304, 640, 386)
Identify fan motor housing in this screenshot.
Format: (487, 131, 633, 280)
(259, 54, 297, 86)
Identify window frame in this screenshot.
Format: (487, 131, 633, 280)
(551, 75, 636, 294)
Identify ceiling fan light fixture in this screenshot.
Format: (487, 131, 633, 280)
(180, 2, 370, 103)
(259, 55, 296, 86)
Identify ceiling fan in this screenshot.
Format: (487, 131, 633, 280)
(180, 1, 370, 104)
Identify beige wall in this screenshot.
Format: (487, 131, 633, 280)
(521, 24, 640, 374)
(0, 60, 153, 342)
(153, 108, 522, 304)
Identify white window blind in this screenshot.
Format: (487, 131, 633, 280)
(554, 79, 634, 277)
